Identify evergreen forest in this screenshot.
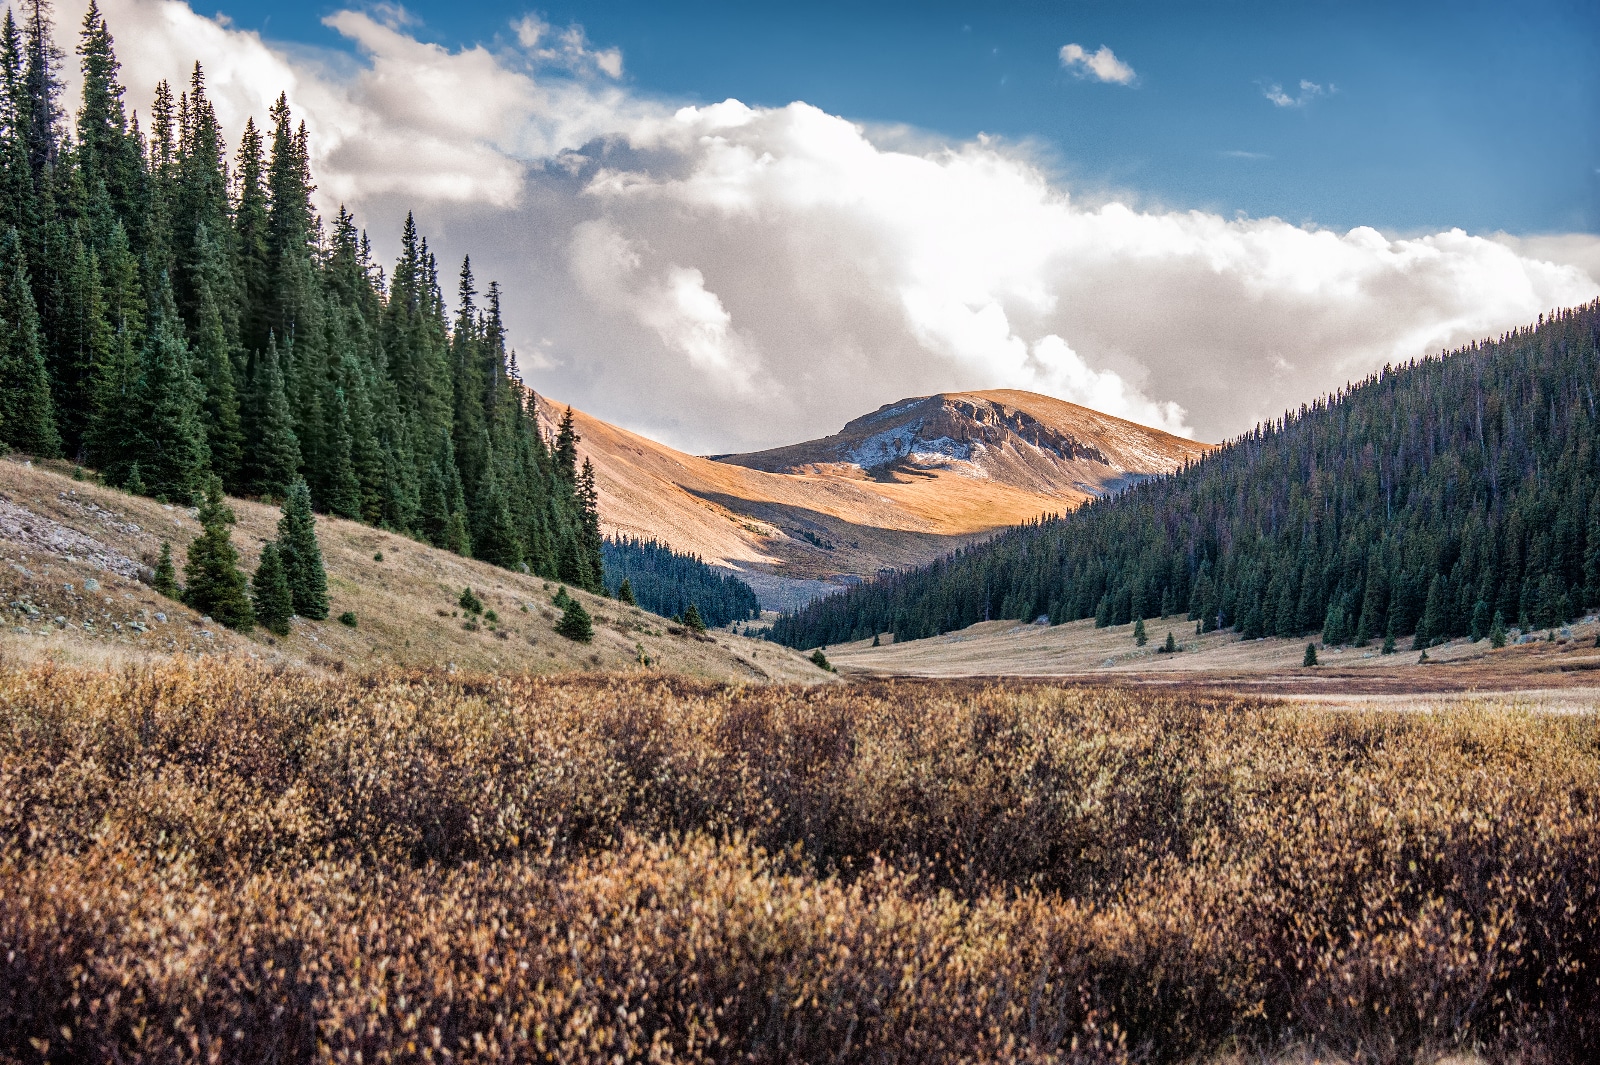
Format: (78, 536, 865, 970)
(773, 302, 1600, 651)
(0, 1, 603, 590)
(602, 536, 761, 628)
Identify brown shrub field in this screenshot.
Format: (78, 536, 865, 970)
(1, 659, 1598, 1063)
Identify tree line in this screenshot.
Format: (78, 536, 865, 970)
(773, 302, 1600, 651)
(602, 536, 761, 629)
(0, 0, 603, 591)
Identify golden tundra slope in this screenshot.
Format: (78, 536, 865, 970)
(0, 458, 826, 683)
(538, 391, 1209, 606)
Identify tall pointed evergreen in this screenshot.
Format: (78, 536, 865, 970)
(84, 221, 140, 479)
(277, 476, 328, 620)
(188, 222, 243, 488)
(182, 474, 253, 630)
(19, 0, 61, 183)
(251, 541, 292, 636)
(74, 1, 141, 240)
(132, 271, 209, 502)
(0, 225, 56, 454)
(244, 335, 301, 499)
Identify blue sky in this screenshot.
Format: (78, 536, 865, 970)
(204, 0, 1598, 237)
(109, 0, 1599, 449)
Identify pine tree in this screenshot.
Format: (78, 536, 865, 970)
(244, 335, 301, 499)
(683, 602, 706, 634)
(616, 577, 635, 605)
(182, 475, 253, 630)
(20, 0, 62, 183)
(188, 223, 243, 488)
(276, 477, 327, 619)
(133, 273, 209, 502)
(1133, 617, 1147, 646)
(74, 0, 142, 234)
(0, 225, 57, 454)
(554, 406, 578, 481)
(1490, 611, 1507, 649)
(151, 538, 177, 597)
(1413, 574, 1446, 651)
(84, 221, 139, 479)
(1469, 599, 1491, 642)
(251, 541, 292, 635)
(233, 116, 270, 354)
(555, 596, 592, 643)
(1321, 598, 1347, 646)
(1303, 642, 1318, 667)
(1163, 631, 1177, 653)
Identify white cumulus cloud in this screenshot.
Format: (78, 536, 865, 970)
(1264, 79, 1330, 108)
(45, 0, 1600, 455)
(1059, 43, 1136, 85)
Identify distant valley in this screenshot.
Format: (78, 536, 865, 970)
(537, 391, 1210, 609)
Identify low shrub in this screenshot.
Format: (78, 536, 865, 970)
(1, 662, 1597, 1060)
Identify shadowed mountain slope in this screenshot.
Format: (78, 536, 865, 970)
(536, 392, 1209, 609)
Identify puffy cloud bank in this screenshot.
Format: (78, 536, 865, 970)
(70, 0, 1600, 452)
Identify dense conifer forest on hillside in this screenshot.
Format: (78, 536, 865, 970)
(774, 301, 1600, 650)
(601, 535, 761, 628)
(0, 0, 603, 590)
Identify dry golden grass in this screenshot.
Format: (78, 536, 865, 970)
(0, 456, 826, 683)
(832, 612, 1600, 695)
(2, 659, 1598, 1062)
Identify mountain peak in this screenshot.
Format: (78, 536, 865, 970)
(714, 389, 1209, 497)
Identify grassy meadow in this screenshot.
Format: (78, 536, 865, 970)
(2, 660, 1598, 1063)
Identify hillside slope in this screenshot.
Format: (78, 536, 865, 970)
(537, 391, 1207, 609)
(0, 458, 827, 683)
(774, 302, 1600, 650)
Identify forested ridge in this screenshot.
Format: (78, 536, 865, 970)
(601, 536, 761, 628)
(0, 1, 603, 590)
(774, 301, 1600, 650)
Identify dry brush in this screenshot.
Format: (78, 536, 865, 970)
(1, 660, 1597, 1062)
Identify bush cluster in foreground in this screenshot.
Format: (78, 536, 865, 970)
(2, 662, 1598, 1062)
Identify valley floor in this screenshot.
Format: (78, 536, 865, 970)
(828, 611, 1600, 698)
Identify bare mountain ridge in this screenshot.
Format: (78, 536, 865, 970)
(536, 390, 1210, 610)
(715, 390, 1203, 497)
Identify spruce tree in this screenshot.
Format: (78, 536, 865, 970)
(1321, 599, 1346, 646)
(1133, 617, 1147, 646)
(134, 272, 209, 502)
(616, 577, 635, 605)
(1303, 642, 1318, 667)
(84, 221, 140, 479)
(319, 383, 362, 519)
(276, 476, 327, 619)
(188, 223, 243, 489)
(684, 602, 706, 634)
(151, 538, 177, 597)
(1163, 631, 1177, 653)
(251, 541, 292, 636)
(74, 1, 142, 234)
(0, 225, 57, 454)
(244, 335, 300, 499)
(1469, 600, 1491, 642)
(182, 475, 253, 630)
(1490, 612, 1507, 649)
(20, 0, 62, 184)
(555, 596, 592, 643)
